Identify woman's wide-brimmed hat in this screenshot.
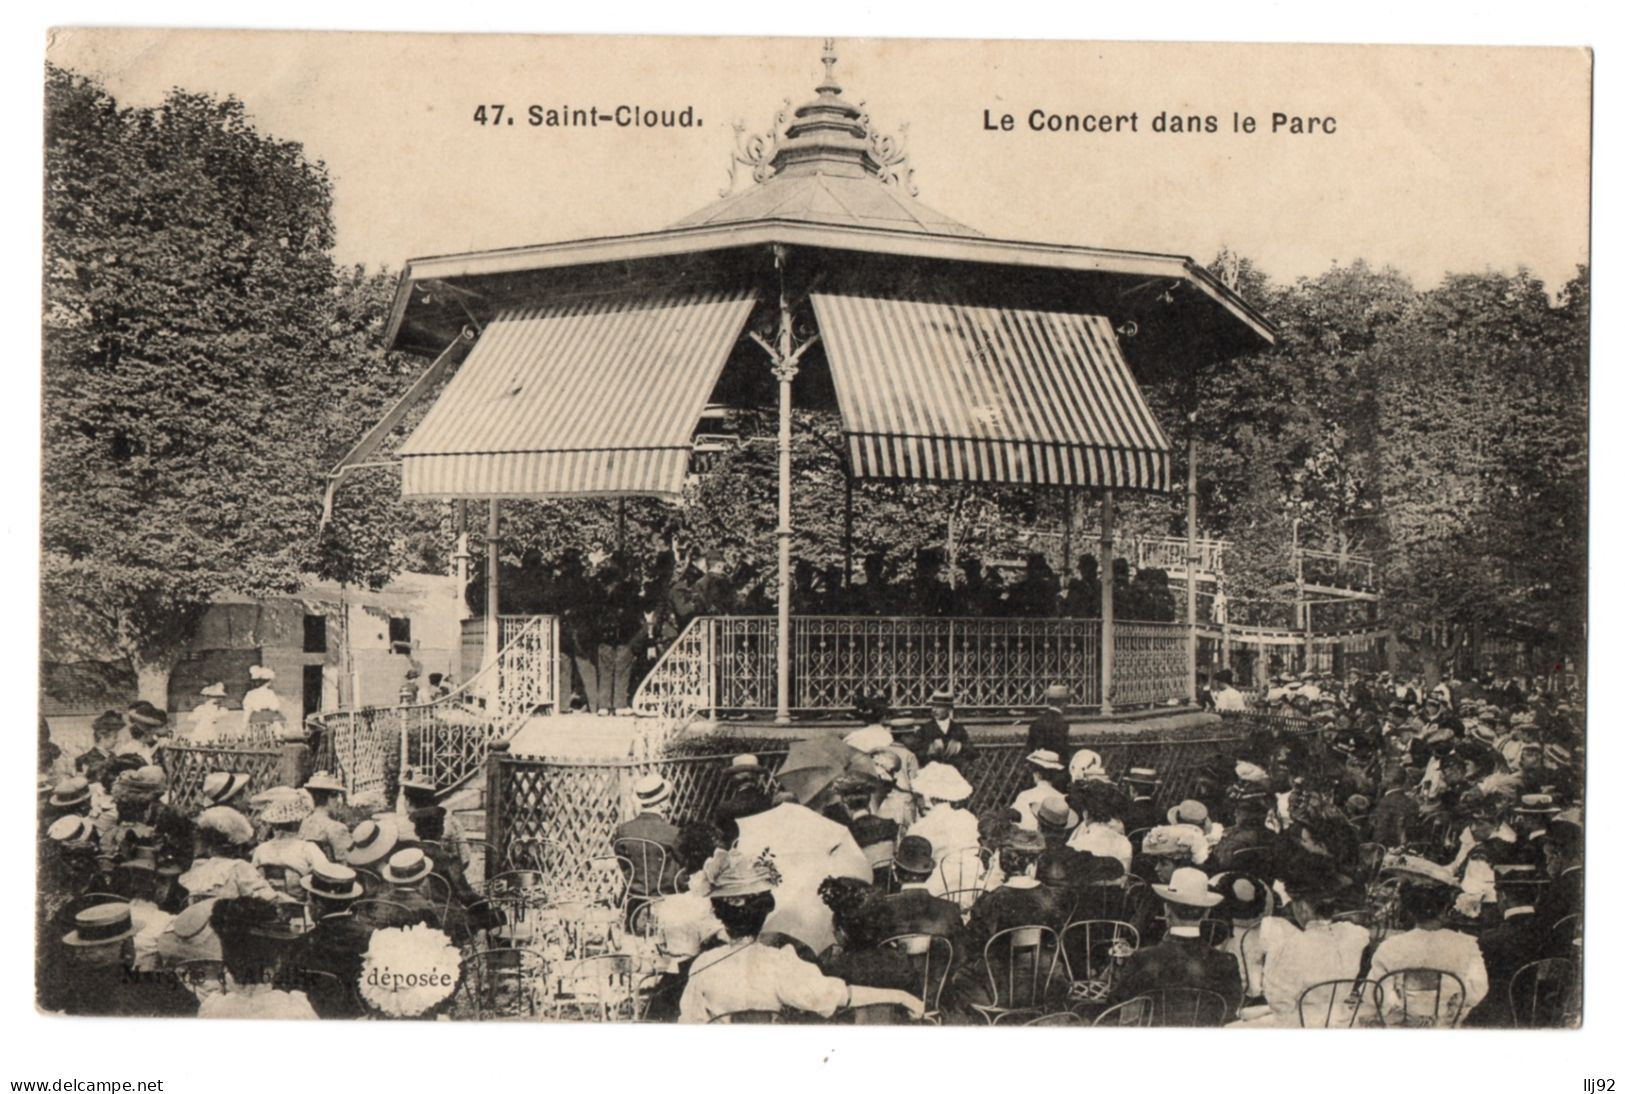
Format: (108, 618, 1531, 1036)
(303, 770, 346, 794)
(348, 818, 401, 866)
(195, 806, 256, 845)
(912, 762, 972, 803)
(1025, 749, 1064, 771)
(62, 902, 137, 947)
(382, 847, 434, 885)
(1141, 825, 1202, 861)
(707, 849, 779, 899)
(258, 788, 312, 825)
(1069, 749, 1106, 781)
(843, 725, 894, 753)
(1167, 799, 1211, 830)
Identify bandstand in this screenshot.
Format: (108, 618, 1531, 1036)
(313, 43, 1287, 874)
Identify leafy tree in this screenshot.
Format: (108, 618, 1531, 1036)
(42, 66, 443, 702)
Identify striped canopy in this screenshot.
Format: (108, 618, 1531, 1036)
(398, 289, 757, 498)
(810, 293, 1173, 491)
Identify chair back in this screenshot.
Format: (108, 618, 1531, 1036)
(1297, 978, 1378, 1028)
(941, 888, 982, 918)
(1357, 842, 1387, 877)
(506, 834, 554, 874)
(613, 837, 675, 898)
(880, 933, 954, 1019)
(1126, 827, 1153, 850)
(1238, 922, 1265, 1000)
(1508, 958, 1577, 1028)
(1229, 845, 1275, 879)
(1059, 919, 1139, 1005)
(1554, 912, 1583, 945)
(588, 854, 635, 910)
(1373, 967, 1468, 1027)
(424, 873, 456, 917)
(628, 896, 662, 940)
(352, 897, 425, 931)
(710, 1009, 783, 1024)
(1025, 1010, 1085, 1025)
(457, 946, 546, 1020)
(1148, 986, 1232, 1027)
(1093, 994, 1155, 1026)
(982, 924, 1061, 1018)
(547, 952, 638, 1021)
(935, 847, 984, 896)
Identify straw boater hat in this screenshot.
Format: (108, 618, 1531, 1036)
(726, 754, 764, 781)
(47, 814, 98, 847)
(912, 762, 972, 803)
(348, 818, 401, 867)
(201, 772, 253, 807)
(1153, 866, 1223, 908)
(1382, 853, 1459, 887)
(843, 725, 894, 753)
(304, 770, 346, 795)
(1025, 748, 1064, 772)
(199, 682, 226, 698)
(633, 773, 673, 811)
(1043, 683, 1070, 705)
(928, 688, 955, 707)
(301, 861, 364, 901)
(48, 776, 92, 809)
(260, 788, 314, 825)
(249, 665, 275, 682)
(63, 902, 137, 947)
(1122, 766, 1160, 786)
(382, 847, 434, 885)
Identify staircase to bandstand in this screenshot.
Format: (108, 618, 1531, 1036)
(306, 614, 560, 809)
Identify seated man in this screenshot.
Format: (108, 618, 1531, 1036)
(881, 835, 964, 942)
(369, 847, 444, 932)
(1108, 867, 1242, 1025)
(288, 861, 372, 1019)
(614, 774, 683, 896)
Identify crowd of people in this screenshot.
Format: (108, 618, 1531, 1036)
(36, 667, 1582, 1025)
(616, 680, 1583, 1026)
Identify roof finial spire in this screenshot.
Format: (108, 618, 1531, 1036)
(818, 38, 840, 94)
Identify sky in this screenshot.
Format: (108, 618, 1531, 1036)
(46, 30, 1592, 293)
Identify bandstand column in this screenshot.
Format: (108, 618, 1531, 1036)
(485, 499, 501, 672)
(1186, 412, 1199, 704)
(1100, 489, 1115, 715)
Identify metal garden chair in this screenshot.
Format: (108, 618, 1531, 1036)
(969, 924, 1064, 1025)
(457, 946, 546, 1020)
(935, 847, 985, 907)
(1143, 986, 1233, 1027)
(1509, 958, 1577, 1028)
(1058, 918, 1139, 1008)
(544, 952, 640, 1022)
(1092, 994, 1155, 1026)
(880, 932, 954, 1022)
(1297, 977, 1379, 1028)
(1373, 967, 1469, 1028)
(613, 837, 677, 901)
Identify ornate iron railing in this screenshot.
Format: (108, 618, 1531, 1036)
(628, 615, 714, 722)
(1110, 620, 1189, 708)
(308, 614, 559, 802)
(630, 615, 1191, 717)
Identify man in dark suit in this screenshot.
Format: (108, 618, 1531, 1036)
(881, 835, 963, 941)
(1532, 812, 1582, 949)
(1465, 879, 1546, 1027)
(1109, 867, 1243, 1024)
(1025, 685, 1073, 763)
(289, 862, 373, 1018)
(911, 690, 975, 772)
(613, 774, 683, 896)
(1119, 767, 1164, 838)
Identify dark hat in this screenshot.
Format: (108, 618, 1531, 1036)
(893, 835, 935, 876)
(127, 701, 168, 728)
(92, 711, 124, 736)
(1005, 828, 1045, 855)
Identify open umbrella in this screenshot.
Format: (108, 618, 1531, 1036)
(774, 733, 865, 805)
(735, 802, 872, 953)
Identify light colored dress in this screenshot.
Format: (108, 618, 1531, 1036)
(178, 856, 279, 901)
(252, 836, 332, 876)
(678, 939, 849, 1023)
(199, 983, 318, 1020)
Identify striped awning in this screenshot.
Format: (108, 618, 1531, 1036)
(811, 293, 1173, 491)
(398, 289, 757, 498)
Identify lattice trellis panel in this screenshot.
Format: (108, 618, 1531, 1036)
(159, 743, 286, 814)
(486, 713, 1314, 894)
